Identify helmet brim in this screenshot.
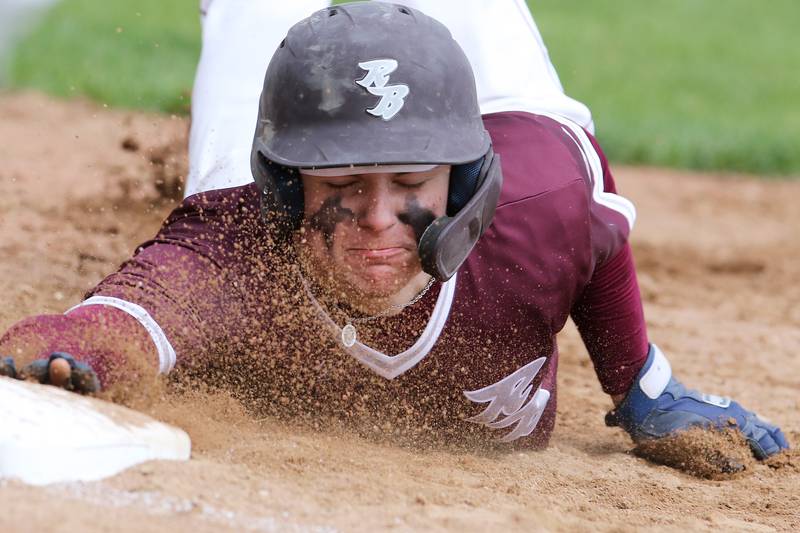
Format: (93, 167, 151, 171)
(254, 115, 491, 169)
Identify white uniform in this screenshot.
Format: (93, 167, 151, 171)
(185, 0, 594, 197)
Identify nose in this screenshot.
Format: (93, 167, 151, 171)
(356, 185, 398, 233)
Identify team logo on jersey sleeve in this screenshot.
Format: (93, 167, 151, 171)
(356, 59, 409, 120)
(463, 357, 551, 442)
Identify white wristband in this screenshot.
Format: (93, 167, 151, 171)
(639, 344, 672, 399)
(66, 296, 177, 374)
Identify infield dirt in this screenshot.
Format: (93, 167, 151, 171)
(1, 92, 798, 532)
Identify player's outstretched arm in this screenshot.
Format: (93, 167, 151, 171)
(0, 188, 246, 395)
(569, 131, 788, 461)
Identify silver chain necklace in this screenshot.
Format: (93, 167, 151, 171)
(301, 274, 436, 348)
(341, 276, 436, 347)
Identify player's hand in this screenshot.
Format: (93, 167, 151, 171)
(1, 352, 100, 394)
(606, 344, 789, 460)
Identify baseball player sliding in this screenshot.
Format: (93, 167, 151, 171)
(0, 1, 788, 459)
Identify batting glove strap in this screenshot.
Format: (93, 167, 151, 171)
(610, 344, 789, 460)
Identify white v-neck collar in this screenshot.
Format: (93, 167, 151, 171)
(303, 274, 457, 380)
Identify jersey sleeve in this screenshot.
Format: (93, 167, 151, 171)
(0, 188, 257, 387)
(0, 185, 280, 388)
(558, 118, 637, 267)
(73, 186, 263, 375)
(571, 243, 650, 396)
(567, 130, 649, 396)
(510, 111, 635, 268)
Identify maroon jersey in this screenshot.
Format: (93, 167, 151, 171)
(1, 111, 647, 448)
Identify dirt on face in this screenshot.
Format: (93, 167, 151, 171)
(1, 92, 798, 532)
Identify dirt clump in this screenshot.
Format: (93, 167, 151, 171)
(633, 427, 756, 479)
(764, 434, 800, 472)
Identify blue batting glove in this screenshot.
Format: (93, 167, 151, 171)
(15, 352, 100, 394)
(607, 344, 790, 460)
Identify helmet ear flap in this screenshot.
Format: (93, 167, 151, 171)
(253, 151, 305, 232)
(447, 157, 485, 215)
(420, 149, 502, 280)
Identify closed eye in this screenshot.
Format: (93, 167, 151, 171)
(324, 181, 357, 190)
(395, 176, 428, 189)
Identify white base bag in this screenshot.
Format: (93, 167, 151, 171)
(0, 376, 190, 486)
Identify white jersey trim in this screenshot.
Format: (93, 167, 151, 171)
(303, 274, 457, 380)
(536, 111, 637, 231)
(66, 296, 177, 374)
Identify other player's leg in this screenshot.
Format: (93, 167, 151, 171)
(186, 0, 331, 197)
(377, 0, 594, 132)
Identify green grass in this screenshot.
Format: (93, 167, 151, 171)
(8, 0, 200, 114)
(532, 0, 800, 176)
(8, 0, 800, 175)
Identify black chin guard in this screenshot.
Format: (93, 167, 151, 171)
(419, 151, 502, 280)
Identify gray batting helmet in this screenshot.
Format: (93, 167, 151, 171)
(251, 1, 502, 280)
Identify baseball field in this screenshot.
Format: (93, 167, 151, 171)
(1, 1, 799, 531)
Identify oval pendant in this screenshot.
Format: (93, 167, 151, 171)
(341, 323, 357, 348)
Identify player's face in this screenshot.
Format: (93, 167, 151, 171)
(299, 166, 450, 299)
